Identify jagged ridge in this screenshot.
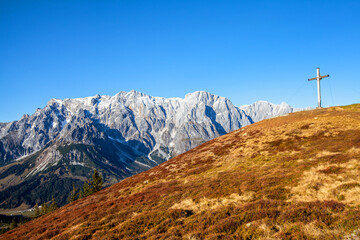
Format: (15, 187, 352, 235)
(0, 90, 293, 208)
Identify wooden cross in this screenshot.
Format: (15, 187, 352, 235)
(308, 67, 329, 108)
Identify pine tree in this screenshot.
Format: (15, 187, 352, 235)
(82, 181, 92, 197)
(49, 196, 59, 212)
(9, 219, 17, 230)
(75, 169, 104, 200)
(90, 169, 103, 193)
(40, 203, 48, 216)
(34, 204, 40, 218)
(68, 184, 78, 203)
(78, 188, 84, 199)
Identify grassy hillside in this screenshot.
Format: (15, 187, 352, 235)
(2, 105, 360, 239)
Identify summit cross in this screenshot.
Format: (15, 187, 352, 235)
(308, 67, 329, 108)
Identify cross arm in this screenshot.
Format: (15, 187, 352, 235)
(308, 74, 330, 81)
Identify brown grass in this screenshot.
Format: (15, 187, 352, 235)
(2, 104, 360, 239)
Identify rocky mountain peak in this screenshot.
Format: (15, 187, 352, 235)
(0, 90, 294, 209)
(0, 91, 294, 165)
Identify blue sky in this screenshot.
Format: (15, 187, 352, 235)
(1, 0, 360, 122)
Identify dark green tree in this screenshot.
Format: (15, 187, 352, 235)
(82, 181, 92, 197)
(68, 184, 78, 203)
(49, 196, 59, 212)
(34, 203, 40, 218)
(90, 169, 104, 193)
(9, 219, 17, 230)
(73, 169, 104, 201)
(40, 202, 50, 216)
(78, 188, 84, 199)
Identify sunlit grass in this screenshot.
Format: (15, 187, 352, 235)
(3, 105, 360, 239)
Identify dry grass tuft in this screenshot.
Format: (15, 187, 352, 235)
(171, 192, 255, 213)
(290, 159, 360, 205)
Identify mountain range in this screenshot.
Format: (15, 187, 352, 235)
(0, 90, 293, 209)
(2, 104, 360, 239)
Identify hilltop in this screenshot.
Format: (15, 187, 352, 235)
(2, 104, 360, 239)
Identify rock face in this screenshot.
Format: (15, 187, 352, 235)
(239, 101, 293, 123)
(0, 91, 293, 208)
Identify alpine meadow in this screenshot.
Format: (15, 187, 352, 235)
(2, 105, 360, 239)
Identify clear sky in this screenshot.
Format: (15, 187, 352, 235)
(1, 0, 360, 122)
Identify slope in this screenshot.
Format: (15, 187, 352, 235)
(4, 105, 359, 239)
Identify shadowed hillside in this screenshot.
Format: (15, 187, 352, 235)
(2, 104, 360, 239)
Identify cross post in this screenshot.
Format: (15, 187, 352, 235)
(308, 67, 329, 108)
